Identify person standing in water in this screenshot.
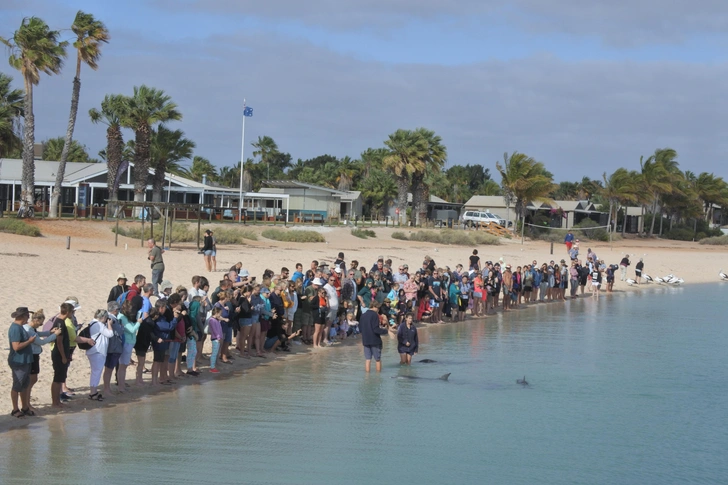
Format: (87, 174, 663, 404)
(360, 301, 389, 372)
(397, 313, 418, 365)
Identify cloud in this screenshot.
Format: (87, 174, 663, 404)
(20, 27, 727, 183)
(152, 0, 728, 46)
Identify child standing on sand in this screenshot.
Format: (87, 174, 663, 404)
(345, 310, 359, 336)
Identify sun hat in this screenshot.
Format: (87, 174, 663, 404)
(160, 280, 174, 291)
(11, 307, 33, 319)
(240, 269, 250, 277)
(117, 273, 127, 280)
(313, 278, 326, 286)
(334, 267, 342, 274)
(64, 297, 81, 310)
(260, 287, 270, 294)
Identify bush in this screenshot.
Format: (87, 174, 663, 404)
(391, 230, 500, 246)
(262, 229, 325, 243)
(0, 219, 42, 237)
(574, 219, 610, 242)
(700, 235, 728, 245)
(351, 228, 376, 239)
(662, 228, 695, 241)
(112, 222, 257, 244)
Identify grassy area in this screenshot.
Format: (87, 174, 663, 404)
(0, 219, 42, 237)
(111, 221, 257, 244)
(699, 235, 728, 245)
(262, 229, 326, 243)
(351, 228, 376, 239)
(391, 230, 500, 245)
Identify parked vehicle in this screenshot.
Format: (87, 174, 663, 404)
(460, 210, 505, 227)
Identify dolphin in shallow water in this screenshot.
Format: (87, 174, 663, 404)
(418, 359, 437, 363)
(516, 376, 529, 386)
(393, 373, 451, 381)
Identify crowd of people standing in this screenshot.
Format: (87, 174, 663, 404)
(7, 238, 638, 417)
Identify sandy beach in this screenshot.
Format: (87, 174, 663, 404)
(1, 220, 726, 431)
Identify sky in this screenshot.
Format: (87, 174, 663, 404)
(2, 0, 728, 182)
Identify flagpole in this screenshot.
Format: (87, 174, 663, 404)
(238, 99, 246, 223)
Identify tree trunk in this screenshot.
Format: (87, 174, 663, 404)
(152, 161, 166, 203)
(411, 173, 423, 227)
(20, 78, 35, 215)
(105, 124, 124, 217)
(648, 196, 658, 237)
(659, 209, 664, 236)
(133, 124, 151, 210)
(50, 57, 82, 218)
(608, 201, 614, 233)
(242, 168, 252, 192)
(621, 205, 628, 236)
(396, 176, 408, 226)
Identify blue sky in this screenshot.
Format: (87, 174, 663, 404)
(2, 0, 728, 181)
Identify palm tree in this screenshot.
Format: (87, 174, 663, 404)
(41, 136, 94, 162)
(690, 172, 726, 223)
(383, 129, 426, 226)
(186, 155, 217, 183)
(119, 85, 181, 204)
(640, 148, 679, 237)
(601, 168, 638, 233)
(1, 17, 67, 215)
(336, 156, 359, 191)
(49, 11, 109, 218)
(150, 125, 195, 201)
(89, 94, 126, 211)
(251, 135, 279, 181)
(411, 128, 447, 226)
(0, 72, 23, 157)
(496, 151, 554, 230)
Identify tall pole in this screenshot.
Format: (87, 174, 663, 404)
(238, 99, 246, 223)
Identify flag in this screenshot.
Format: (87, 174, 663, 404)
(243, 106, 253, 117)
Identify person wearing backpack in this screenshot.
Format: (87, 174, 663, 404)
(107, 273, 129, 303)
(85, 309, 115, 402)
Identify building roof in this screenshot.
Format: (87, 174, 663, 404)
(463, 195, 509, 208)
(340, 191, 361, 201)
(0, 159, 103, 184)
(263, 180, 347, 195)
(405, 193, 455, 204)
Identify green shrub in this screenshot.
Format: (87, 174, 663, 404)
(574, 219, 610, 242)
(112, 222, 257, 244)
(262, 229, 325, 243)
(351, 228, 376, 239)
(392, 230, 499, 246)
(0, 219, 42, 237)
(662, 228, 695, 241)
(699, 234, 728, 245)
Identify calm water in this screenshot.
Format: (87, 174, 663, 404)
(2, 284, 727, 484)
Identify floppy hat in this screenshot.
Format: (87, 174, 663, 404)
(160, 280, 174, 291)
(240, 269, 250, 277)
(313, 278, 326, 286)
(117, 273, 127, 280)
(11, 307, 33, 319)
(335, 267, 342, 274)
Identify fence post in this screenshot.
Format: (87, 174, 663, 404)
(141, 207, 145, 247)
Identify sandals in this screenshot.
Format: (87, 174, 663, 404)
(11, 409, 25, 418)
(89, 393, 104, 401)
(21, 408, 36, 417)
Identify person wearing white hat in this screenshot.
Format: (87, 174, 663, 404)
(108, 273, 129, 303)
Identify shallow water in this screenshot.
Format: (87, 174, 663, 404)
(2, 284, 727, 484)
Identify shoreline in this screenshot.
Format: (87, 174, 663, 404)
(0, 281, 688, 434)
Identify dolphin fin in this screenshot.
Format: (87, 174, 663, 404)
(439, 373, 451, 381)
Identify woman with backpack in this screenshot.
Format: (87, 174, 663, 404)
(85, 309, 115, 401)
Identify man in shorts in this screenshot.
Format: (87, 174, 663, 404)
(359, 301, 389, 372)
(8, 307, 36, 417)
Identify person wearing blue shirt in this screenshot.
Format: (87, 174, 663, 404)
(291, 263, 304, 283)
(8, 307, 36, 417)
